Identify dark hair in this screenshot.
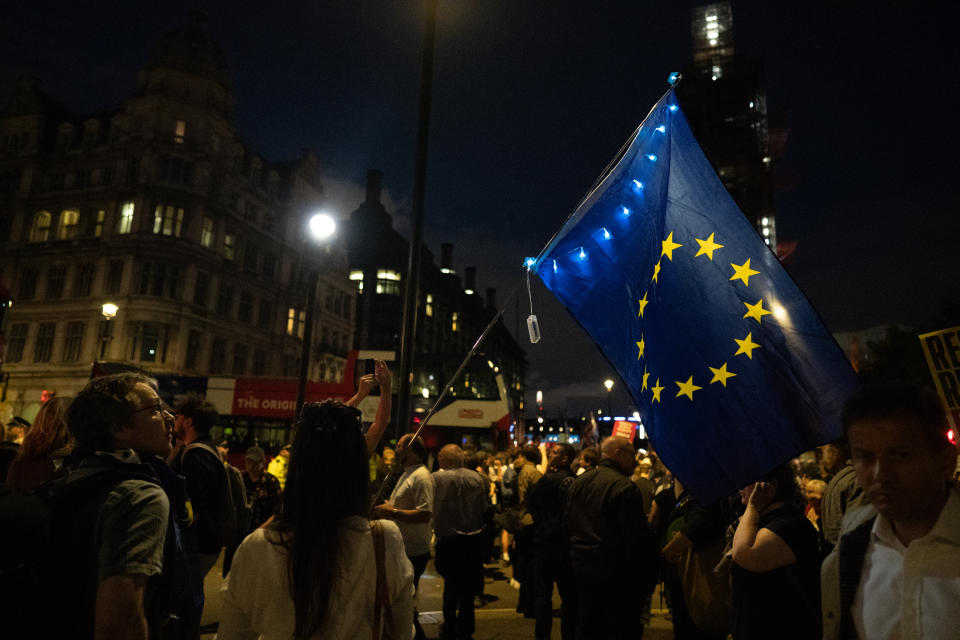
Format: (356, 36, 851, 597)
(17, 397, 71, 460)
(520, 443, 541, 464)
(761, 463, 804, 509)
(842, 382, 951, 451)
(175, 393, 219, 433)
(67, 373, 157, 456)
(579, 447, 600, 468)
(400, 434, 426, 462)
(272, 400, 368, 638)
(550, 443, 576, 471)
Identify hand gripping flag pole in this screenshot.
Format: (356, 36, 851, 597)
(527, 77, 858, 504)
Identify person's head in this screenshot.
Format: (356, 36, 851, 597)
(279, 444, 291, 459)
(67, 373, 172, 458)
(173, 393, 218, 440)
(396, 433, 426, 466)
(216, 439, 229, 461)
(578, 447, 599, 471)
(805, 478, 827, 514)
(275, 400, 368, 637)
(842, 382, 957, 526)
(5, 416, 29, 443)
(438, 443, 465, 470)
(601, 436, 637, 475)
(17, 397, 71, 460)
(381, 446, 395, 467)
(819, 440, 850, 476)
(547, 443, 575, 472)
(519, 443, 541, 466)
(638, 457, 653, 477)
(740, 462, 804, 508)
(245, 446, 266, 478)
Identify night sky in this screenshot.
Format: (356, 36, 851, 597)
(2, 1, 957, 415)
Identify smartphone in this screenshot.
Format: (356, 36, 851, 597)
(365, 358, 376, 375)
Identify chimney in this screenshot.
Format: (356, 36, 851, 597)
(365, 169, 383, 205)
(486, 287, 497, 309)
(464, 267, 476, 294)
(441, 243, 453, 270)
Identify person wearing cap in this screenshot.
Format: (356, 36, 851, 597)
(222, 446, 283, 576)
(267, 444, 291, 491)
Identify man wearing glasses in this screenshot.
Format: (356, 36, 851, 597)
(563, 436, 659, 640)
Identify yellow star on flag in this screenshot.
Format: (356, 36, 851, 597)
(642, 367, 649, 391)
(734, 332, 761, 359)
(636, 336, 645, 359)
(637, 291, 649, 318)
(651, 261, 661, 283)
(730, 259, 760, 286)
(708, 362, 737, 387)
(694, 233, 724, 260)
(743, 298, 771, 323)
(661, 232, 683, 261)
(651, 378, 664, 403)
(675, 376, 702, 401)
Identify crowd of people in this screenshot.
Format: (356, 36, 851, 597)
(0, 376, 957, 640)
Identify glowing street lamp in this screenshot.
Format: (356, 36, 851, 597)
(604, 378, 614, 416)
(100, 302, 119, 359)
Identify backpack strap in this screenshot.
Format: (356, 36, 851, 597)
(371, 520, 394, 640)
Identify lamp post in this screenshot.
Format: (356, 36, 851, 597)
(100, 302, 118, 359)
(295, 212, 336, 420)
(604, 378, 614, 417)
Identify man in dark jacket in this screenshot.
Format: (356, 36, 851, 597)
(564, 436, 658, 640)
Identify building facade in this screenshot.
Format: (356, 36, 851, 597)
(0, 15, 354, 420)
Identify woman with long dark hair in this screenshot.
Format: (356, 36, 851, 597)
(219, 400, 414, 639)
(5, 396, 72, 491)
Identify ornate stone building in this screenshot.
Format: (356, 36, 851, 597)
(0, 15, 354, 420)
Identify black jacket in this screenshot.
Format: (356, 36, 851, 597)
(563, 459, 658, 591)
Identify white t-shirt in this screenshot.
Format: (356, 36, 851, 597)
(218, 518, 414, 640)
(389, 464, 435, 557)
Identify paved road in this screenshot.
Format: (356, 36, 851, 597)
(201, 552, 674, 639)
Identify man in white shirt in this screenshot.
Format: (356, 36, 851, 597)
(822, 382, 960, 640)
(374, 433, 434, 640)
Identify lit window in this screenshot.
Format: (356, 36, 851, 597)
(287, 307, 297, 336)
(174, 120, 186, 144)
(298, 310, 305, 340)
(426, 294, 433, 317)
(153, 205, 184, 237)
(451, 311, 459, 332)
(376, 269, 401, 281)
(94, 210, 105, 237)
(223, 233, 236, 260)
(118, 202, 134, 234)
(201, 216, 215, 248)
(29, 211, 51, 242)
(349, 270, 364, 293)
(57, 209, 80, 240)
(376, 269, 401, 295)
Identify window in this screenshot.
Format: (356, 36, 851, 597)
(185, 330, 202, 369)
(33, 322, 55, 363)
(283, 354, 298, 377)
(451, 311, 459, 332)
(174, 120, 186, 144)
(132, 323, 164, 362)
(223, 233, 236, 260)
(257, 300, 273, 331)
(252, 349, 267, 376)
(349, 270, 364, 293)
(138, 262, 181, 299)
(375, 269, 401, 295)
(105, 260, 124, 294)
(118, 202, 134, 234)
(77, 169, 91, 188)
(18, 266, 39, 299)
(159, 157, 193, 184)
(193, 271, 210, 307)
(29, 211, 51, 242)
(232, 343, 248, 375)
(238, 291, 253, 323)
(99, 167, 113, 186)
(73, 263, 96, 297)
(57, 210, 80, 239)
(215, 281, 234, 316)
(62, 321, 85, 362)
(426, 293, 433, 317)
(93, 209, 105, 237)
(6, 324, 27, 363)
(153, 204, 184, 237)
(287, 307, 297, 336)
(201, 216, 215, 248)
(45, 265, 66, 299)
(262, 252, 275, 281)
(210, 337, 227, 374)
(243, 244, 258, 274)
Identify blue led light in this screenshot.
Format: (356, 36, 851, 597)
(523, 257, 536, 268)
(621, 206, 631, 216)
(601, 227, 611, 240)
(656, 125, 666, 133)
(646, 154, 657, 162)
(552, 259, 558, 273)
(668, 71, 680, 85)
(632, 179, 644, 191)
(578, 247, 587, 260)
(668, 104, 678, 112)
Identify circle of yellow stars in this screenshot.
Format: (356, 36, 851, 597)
(636, 230, 772, 404)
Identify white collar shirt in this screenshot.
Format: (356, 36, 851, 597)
(852, 486, 960, 640)
(388, 464, 435, 556)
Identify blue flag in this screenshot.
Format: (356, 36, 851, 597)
(533, 87, 858, 504)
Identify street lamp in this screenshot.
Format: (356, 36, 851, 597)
(100, 302, 118, 359)
(295, 212, 336, 420)
(603, 378, 614, 417)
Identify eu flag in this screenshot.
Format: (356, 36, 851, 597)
(533, 87, 858, 504)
